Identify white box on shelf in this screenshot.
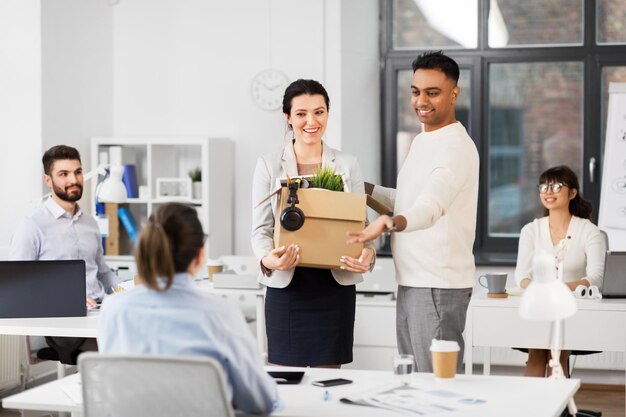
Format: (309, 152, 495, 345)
(155, 177, 192, 201)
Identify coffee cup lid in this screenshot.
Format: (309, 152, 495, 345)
(206, 258, 224, 266)
(430, 339, 460, 352)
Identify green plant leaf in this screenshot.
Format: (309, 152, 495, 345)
(310, 167, 344, 191)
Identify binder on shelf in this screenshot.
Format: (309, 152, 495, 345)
(117, 206, 138, 246)
(122, 164, 139, 198)
(104, 203, 120, 256)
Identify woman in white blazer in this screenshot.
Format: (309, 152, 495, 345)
(515, 165, 606, 378)
(251, 79, 375, 367)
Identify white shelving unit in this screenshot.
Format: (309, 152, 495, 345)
(91, 137, 234, 262)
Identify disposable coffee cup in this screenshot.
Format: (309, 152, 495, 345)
(478, 272, 507, 294)
(207, 259, 224, 281)
(430, 339, 460, 380)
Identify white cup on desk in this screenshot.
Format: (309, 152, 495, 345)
(392, 354, 414, 383)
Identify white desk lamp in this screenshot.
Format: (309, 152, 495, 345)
(39, 164, 127, 204)
(519, 244, 578, 415)
(91, 165, 127, 203)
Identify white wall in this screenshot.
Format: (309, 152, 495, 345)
(0, 0, 43, 258)
(41, 0, 114, 213)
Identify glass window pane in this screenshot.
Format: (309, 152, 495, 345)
(601, 67, 626, 149)
(597, 0, 626, 44)
(488, 0, 583, 48)
(396, 68, 471, 171)
(488, 62, 583, 236)
(393, 0, 477, 49)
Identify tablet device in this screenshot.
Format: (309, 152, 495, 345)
(267, 371, 305, 384)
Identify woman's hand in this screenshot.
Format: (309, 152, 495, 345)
(347, 215, 393, 244)
(519, 278, 531, 289)
(339, 247, 375, 273)
(261, 244, 300, 272)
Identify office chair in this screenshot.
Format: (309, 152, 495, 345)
(79, 353, 235, 417)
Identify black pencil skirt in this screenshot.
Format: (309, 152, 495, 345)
(265, 267, 356, 366)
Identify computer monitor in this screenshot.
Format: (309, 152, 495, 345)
(600, 252, 626, 299)
(0, 260, 87, 318)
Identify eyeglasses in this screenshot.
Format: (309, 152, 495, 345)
(537, 182, 564, 194)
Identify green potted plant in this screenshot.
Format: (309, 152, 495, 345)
(188, 168, 202, 199)
(309, 167, 344, 191)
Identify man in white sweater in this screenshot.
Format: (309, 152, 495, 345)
(349, 51, 479, 372)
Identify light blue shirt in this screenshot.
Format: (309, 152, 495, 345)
(9, 197, 116, 301)
(98, 273, 281, 415)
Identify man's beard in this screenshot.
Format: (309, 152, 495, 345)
(53, 183, 83, 202)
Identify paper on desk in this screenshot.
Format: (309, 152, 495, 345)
(61, 382, 83, 404)
(341, 382, 486, 416)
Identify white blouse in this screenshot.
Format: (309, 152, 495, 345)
(514, 216, 606, 288)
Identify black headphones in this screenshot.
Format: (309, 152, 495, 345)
(280, 182, 305, 231)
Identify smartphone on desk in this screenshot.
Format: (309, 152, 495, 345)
(312, 378, 352, 387)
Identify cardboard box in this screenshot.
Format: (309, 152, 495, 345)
(273, 187, 366, 269)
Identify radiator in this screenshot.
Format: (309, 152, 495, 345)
(0, 335, 21, 391)
(473, 346, 624, 371)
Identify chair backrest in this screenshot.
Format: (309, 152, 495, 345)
(600, 229, 610, 250)
(79, 353, 235, 417)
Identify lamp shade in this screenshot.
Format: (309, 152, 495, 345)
(519, 279, 578, 321)
(97, 165, 127, 203)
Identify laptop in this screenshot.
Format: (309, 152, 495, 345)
(600, 252, 626, 299)
(0, 260, 87, 318)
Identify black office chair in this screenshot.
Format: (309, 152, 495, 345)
(39, 336, 86, 365)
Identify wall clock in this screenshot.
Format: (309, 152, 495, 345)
(251, 69, 289, 111)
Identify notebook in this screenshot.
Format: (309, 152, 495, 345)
(600, 252, 626, 299)
(0, 260, 87, 318)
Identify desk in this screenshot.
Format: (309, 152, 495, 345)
(2, 366, 579, 417)
(465, 293, 626, 380)
(0, 313, 98, 338)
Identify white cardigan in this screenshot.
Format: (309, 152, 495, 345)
(514, 216, 606, 288)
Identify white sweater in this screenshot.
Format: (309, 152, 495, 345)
(514, 216, 606, 288)
(373, 122, 479, 288)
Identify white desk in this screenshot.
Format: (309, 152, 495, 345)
(2, 366, 579, 417)
(0, 313, 98, 338)
(465, 293, 626, 380)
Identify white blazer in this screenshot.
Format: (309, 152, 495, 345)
(251, 141, 372, 288)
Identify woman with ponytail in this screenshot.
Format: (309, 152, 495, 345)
(99, 203, 280, 414)
(514, 165, 606, 377)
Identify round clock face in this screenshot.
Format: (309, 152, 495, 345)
(251, 69, 289, 111)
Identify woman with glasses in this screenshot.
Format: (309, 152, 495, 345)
(99, 203, 280, 414)
(514, 165, 606, 377)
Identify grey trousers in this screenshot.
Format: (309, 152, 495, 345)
(396, 286, 472, 373)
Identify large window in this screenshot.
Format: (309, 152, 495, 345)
(381, 0, 626, 262)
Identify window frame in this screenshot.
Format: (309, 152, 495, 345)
(380, 0, 626, 264)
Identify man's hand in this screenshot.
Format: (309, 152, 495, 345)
(339, 248, 375, 273)
(261, 244, 300, 272)
(347, 215, 394, 244)
(86, 295, 98, 310)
